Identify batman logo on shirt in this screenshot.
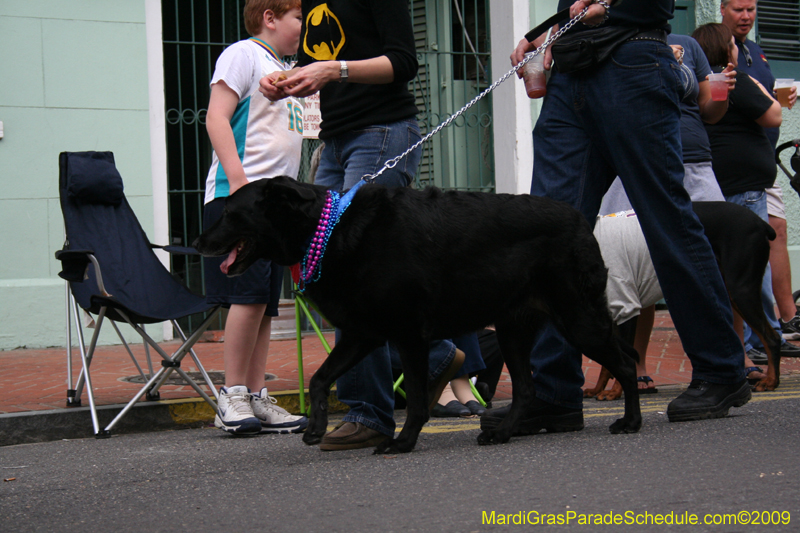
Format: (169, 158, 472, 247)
(303, 4, 345, 60)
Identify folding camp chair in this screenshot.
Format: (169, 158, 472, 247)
(56, 151, 222, 438)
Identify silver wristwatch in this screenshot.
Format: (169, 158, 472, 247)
(339, 60, 348, 83)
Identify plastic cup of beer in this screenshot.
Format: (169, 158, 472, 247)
(523, 53, 547, 99)
(708, 73, 728, 101)
(775, 79, 794, 108)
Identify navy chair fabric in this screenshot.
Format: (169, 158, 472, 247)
(58, 151, 213, 323)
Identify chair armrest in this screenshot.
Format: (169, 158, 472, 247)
(150, 244, 200, 255)
(55, 249, 111, 296)
(55, 250, 93, 282)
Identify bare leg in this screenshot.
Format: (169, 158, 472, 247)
(222, 303, 270, 390)
(451, 375, 479, 404)
(436, 382, 458, 405)
(769, 215, 795, 321)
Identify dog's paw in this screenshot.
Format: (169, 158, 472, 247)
(752, 378, 778, 392)
(596, 390, 623, 401)
(373, 438, 413, 455)
(477, 430, 510, 445)
(609, 416, 642, 434)
(302, 431, 323, 446)
(583, 388, 600, 398)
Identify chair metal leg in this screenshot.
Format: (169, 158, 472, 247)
(65, 288, 83, 407)
(65, 283, 74, 394)
(102, 309, 222, 433)
(108, 320, 150, 383)
(172, 314, 221, 401)
(393, 374, 406, 399)
(72, 307, 107, 437)
(145, 310, 220, 396)
(295, 296, 306, 413)
(469, 378, 487, 407)
(71, 304, 105, 405)
(293, 287, 333, 414)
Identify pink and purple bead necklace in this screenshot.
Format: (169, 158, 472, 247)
(298, 180, 365, 291)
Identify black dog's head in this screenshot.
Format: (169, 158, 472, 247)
(193, 176, 324, 276)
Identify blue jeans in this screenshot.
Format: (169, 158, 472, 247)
(723, 190, 784, 351)
(315, 119, 421, 191)
(315, 118, 424, 437)
(335, 336, 456, 437)
(530, 39, 744, 409)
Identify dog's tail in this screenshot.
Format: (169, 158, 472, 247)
(618, 336, 641, 364)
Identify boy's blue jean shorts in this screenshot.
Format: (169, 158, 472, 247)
(202, 196, 283, 316)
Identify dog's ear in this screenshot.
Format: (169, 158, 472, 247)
(262, 176, 320, 219)
(268, 176, 317, 202)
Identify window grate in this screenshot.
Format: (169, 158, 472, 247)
(758, 0, 800, 61)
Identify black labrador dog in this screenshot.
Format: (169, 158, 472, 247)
(586, 201, 782, 399)
(194, 176, 641, 453)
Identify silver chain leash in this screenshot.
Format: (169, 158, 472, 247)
(362, 6, 591, 183)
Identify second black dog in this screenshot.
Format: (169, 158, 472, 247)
(194, 177, 642, 453)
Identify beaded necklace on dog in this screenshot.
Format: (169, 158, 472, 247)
(298, 180, 366, 291)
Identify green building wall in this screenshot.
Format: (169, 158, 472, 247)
(0, 1, 159, 349)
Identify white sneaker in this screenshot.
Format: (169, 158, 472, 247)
(214, 385, 262, 435)
(251, 387, 308, 434)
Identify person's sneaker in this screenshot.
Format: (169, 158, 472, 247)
(746, 347, 768, 365)
(780, 315, 800, 340)
(479, 398, 584, 435)
(214, 385, 261, 435)
(319, 422, 389, 451)
(666, 379, 750, 422)
(780, 341, 800, 358)
(250, 387, 308, 434)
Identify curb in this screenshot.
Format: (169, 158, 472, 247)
(0, 390, 347, 447)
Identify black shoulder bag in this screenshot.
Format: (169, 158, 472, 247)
(550, 25, 639, 74)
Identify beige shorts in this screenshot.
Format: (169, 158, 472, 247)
(766, 184, 786, 220)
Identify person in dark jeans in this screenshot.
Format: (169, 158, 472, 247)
(481, 0, 750, 434)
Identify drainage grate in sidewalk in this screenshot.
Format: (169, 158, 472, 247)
(119, 372, 277, 386)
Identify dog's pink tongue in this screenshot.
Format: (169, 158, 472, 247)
(220, 247, 238, 275)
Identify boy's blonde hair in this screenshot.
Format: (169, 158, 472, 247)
(244, 0, 302, 37)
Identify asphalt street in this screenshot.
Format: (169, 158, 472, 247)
(2, 378, 800, 532)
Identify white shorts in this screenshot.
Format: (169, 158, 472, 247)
(766, 184, 785, 219)
(593, 211, 663, 325)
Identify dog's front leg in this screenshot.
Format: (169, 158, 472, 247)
(478, 326, 537, 445)
(302, 333, 384, 446)
(375, 339, 430, 454)
(600, 339, 642, 434)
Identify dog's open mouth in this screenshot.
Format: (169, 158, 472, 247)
(220, 240, 247, 275)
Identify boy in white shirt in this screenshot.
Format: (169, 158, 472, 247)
(203, 0, 306, 435)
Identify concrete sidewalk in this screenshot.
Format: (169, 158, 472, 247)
(2, 310, 799, 446)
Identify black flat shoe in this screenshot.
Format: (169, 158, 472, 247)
(431, 400, 471, 417)
(464, 400, 486, 416)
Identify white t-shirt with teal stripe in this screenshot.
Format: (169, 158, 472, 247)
(204, 38, 303, 204)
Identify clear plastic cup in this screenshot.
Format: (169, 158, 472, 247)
(523, 53, 546, 99)
(708, 73, 728, 101)
(775, 79, 794, 107)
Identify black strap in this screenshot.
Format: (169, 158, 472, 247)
(525, 8, 570, 43)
